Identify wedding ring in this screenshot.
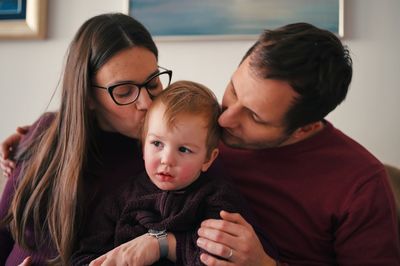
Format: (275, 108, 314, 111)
(227, 248, 233, 260)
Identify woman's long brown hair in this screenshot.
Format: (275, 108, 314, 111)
(3, 13, 157, 265)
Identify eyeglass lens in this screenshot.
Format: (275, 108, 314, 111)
(112, 72, 171, 105)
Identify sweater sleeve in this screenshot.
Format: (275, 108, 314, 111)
(0, 165, 21, 265)
(0, 113, 55, 265)
(71, 195, 122, 265)
(334, 168, 400, 265)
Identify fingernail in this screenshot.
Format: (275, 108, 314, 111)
(197, 238, 205, 247)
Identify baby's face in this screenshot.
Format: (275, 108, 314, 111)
(143, 105, 216, 191)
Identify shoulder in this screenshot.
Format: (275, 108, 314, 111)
(19, 112, 56, 148)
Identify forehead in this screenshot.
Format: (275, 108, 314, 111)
(94, 46, 158, 86)
(233, 57, 298, 123)
(149, 104, 207, 129)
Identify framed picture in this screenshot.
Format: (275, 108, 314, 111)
(125, 0, 343, 41)
(0, 0, 48, 39)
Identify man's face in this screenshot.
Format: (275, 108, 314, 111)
(219, 57, 300, 149)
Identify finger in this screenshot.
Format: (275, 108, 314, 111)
(89, 255, 106, 266)
(17, 126, 30, 135)
(1, 134, 21, 159)
(200, 253, 231, 266)
(220, 211, 251, 229)
(1, 159, 16, 177)
(197, 237, 233, 259)
(201, 217, 242, 238)
(1, 159, 16, 169)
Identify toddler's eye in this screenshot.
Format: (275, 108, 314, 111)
(178, 146, 192, 153)
(151, 140, 162, 148)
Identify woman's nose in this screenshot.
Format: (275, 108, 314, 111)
(135, 88, 152, 110)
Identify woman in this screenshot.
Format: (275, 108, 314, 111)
(0, 13, 173, 265)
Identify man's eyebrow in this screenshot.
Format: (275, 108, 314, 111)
(230, 78, 275, 126)
(230, 78, 263, 121)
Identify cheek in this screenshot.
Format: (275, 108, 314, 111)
(177, 159, 204, 178)
(144, 146, 158, 171)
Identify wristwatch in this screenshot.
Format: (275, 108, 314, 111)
(148, 229, 168, 258)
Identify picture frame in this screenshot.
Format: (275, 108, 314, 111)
(124, 0, 343, 41)
(0, 0, 48, 39)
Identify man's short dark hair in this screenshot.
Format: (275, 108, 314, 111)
(243, 22, 353, 134)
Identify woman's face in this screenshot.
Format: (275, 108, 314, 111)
(91, 46, 158, 139)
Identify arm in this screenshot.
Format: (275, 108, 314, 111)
(71, 197, 122, 265)
(333, 169, 400, 265)
(89, 233, 176, 266)
(0, 126, 30, 177)
(0, 162, 21, 264)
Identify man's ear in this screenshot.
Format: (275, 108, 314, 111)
(201, 148, 219, 172)
(292, 121, 324, 141)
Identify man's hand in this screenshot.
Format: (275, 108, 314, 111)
(18, 257, 32, 266)
(0, 126, 29, 177)
(197, 211, 276, 266)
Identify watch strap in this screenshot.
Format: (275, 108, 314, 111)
(148, 229, 168, 258)
(158, 233, 168, 258)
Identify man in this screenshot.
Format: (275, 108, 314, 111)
(197, 23, 400, 265)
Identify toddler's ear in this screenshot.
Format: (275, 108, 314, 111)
(201, 148, 219, 172)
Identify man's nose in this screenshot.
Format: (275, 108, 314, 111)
(218, 103, 241, 128)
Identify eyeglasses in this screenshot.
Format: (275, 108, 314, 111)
(93, 66, 172, 106)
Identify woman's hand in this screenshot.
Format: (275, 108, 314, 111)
(0, 126, 29, 177)
(89, 232, 176, 266)
(197, 211, 277, 266)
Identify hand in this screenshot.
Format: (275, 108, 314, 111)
(0, 126, 29, 177)
(89, 233, 162, 266)
(18, 257, 32, 266)
(197, 211, 276, 266)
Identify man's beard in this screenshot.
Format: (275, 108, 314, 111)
(221, 129, 292, 150)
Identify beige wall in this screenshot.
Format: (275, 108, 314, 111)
(0, 0, 399, 167)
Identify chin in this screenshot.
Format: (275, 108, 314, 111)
(221, 132, 248, 149)
(222, 132, 282, 150)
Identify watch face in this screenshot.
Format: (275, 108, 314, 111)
(148, 229, 167, 237)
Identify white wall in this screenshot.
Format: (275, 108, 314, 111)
(0, 0, 399, 167)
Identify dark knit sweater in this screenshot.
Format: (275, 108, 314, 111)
(218, 120, 400, 265)
(72, 170, 277, 265)
(0, 114, 145, 265)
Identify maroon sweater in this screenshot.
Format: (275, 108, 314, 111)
(0, 114, 145, 265)
(219, 120, 400, 265)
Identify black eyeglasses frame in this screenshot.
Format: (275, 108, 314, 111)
(93, 66, 172, 106)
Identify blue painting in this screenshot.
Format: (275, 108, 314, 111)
(0, 0, 26, 20)
(129, 0, 342, 39)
